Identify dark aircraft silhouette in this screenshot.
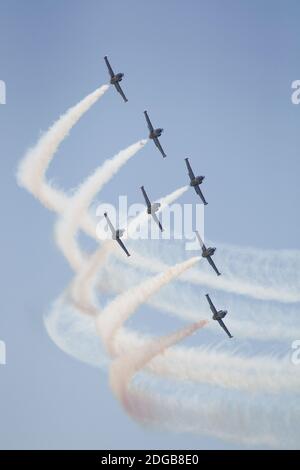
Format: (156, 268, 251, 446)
(140, 186, 163, 232)
(104, 56, 128, 103)
(195, 230, 221, 276)
(144, 110, 166, 158)
(104, 212, 130, 257)
(205, 294, 233, 338)
(185, 158, 207, 205)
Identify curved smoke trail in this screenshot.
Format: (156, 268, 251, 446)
(54, 139, 147, 270)
(59, 206, 299, 396)
(109, 323, 299, 448)
(46, 298, 300, 394)
(16, 84, 300, 303)
(45, 287, 300, 446)
(96, 257, 202, 355)
(17, 83, 300, 448)
(113, 245, 300, 303)
(109, 321, 207, 425)
(70, 185, 188, 310)
(95, 255, 299, 341)
(17, 85, 109, 208)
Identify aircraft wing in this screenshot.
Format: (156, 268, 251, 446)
(151, 212, 163, 232)
(194, 185, 208, 205)
(115, 82, 128, 102)
(144, 111, 154, 132)
(104, 212, 116, 237)
(195, 230, 206, 251)
(185, 158, 195, 180)
(207, 256, 221, 276)
(104, 56, 114, 78)
(217, 318, 233, 338)
(116, 238, 130, 257)
(154, 137, 167, 158)
(205, 294, 218, 315)
(141, 186, 151, 209)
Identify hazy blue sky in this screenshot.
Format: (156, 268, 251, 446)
(0, 0, 299, 449)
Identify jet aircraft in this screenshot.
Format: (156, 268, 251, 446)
(144, 110, 166, 158)
(104, 212, 130, 257)
(195, 230, 221, 276)
(205, 294, 233, 338)
(104, 56, 128, 103)
(185, 157, 207, 205)
(140, 186, 163, 232)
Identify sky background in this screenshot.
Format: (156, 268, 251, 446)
(0, 0, 299, 449)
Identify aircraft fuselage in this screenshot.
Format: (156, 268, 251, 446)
(113, 228, 124, 240)
(202, 247, 216, 258)
(213, 310, 227, 320)
(190, 176, 205, 187)
(147, 202, 160, 214)
(150, 128, 163, 139)
(110, 73, 124, 84)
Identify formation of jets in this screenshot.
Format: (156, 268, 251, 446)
(104, 56, 233, 338)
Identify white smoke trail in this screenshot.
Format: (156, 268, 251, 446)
(91, 255, 300, 395)
(110, 351, 297, 448)
(95, 254, 279, 443)
(96, 257, 201, 355)
(125, 185, 188, 238)
(95, 258, 300, 341)
(56, 196, 300, 436)
(109, 321, 207, 422)
(16, 83, 300, 304)
(45, 281, 300, 446)
(17, 79, 300, 448)
(46, 299, 300, 394)
(70, 185, 189, 310)
(17, 85, 300, 305)
(54, 140, 147, 270)
(44, 188, 299, 442)
(70, 240, 113, 312)
(17, 85, 109, 208)
(109, 324, 300, 448)
(113, 246, 300, 303)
